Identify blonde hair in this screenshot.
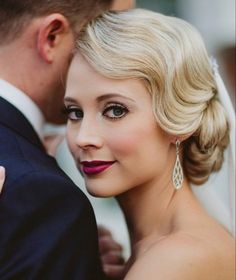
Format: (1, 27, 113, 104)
(76, 9, 229, 185)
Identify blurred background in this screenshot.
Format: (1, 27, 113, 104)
(47, 0, 235, 260)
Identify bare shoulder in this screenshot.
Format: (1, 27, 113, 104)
(125, 230, 235, 280)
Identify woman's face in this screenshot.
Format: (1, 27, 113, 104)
(65, 53, 174, 197)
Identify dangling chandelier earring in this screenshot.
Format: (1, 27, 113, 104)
(172, 139, 183, 190)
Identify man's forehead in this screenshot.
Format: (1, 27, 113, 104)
(110, 0, 135, 11)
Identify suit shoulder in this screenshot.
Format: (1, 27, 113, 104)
(15, 169, 88, 201)
(2, 167, 93, 218)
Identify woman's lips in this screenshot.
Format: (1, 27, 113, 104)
(80, 161, 115, 175)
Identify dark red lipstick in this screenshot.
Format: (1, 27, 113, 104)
(80, 160, 115, 175)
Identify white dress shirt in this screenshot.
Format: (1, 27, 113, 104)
(0, 79, 45, 139)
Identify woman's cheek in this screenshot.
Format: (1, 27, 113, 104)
(66, 130, 76, 156)
(107, 131, 140, 156)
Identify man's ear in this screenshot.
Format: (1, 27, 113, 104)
(37, 14, 71, 63)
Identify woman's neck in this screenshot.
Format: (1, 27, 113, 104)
(117, 179, 196, 260)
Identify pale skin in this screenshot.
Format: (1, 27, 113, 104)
(64, 53, 235, 280)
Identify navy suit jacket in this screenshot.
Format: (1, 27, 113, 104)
(0, 97, 105, 279)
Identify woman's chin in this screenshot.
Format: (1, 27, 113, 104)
(86, 186, 115, 198)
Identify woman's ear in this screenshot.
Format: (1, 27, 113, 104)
(37, 13, 71, 63)
(170, 134, 191, 145)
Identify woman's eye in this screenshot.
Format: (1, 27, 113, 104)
(63, 107, 83, 121)
(103, 104, 128, 119)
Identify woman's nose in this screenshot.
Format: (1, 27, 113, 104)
(75, 120, 103, 150)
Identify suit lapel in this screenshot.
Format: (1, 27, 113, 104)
(0, 97, 46, 151)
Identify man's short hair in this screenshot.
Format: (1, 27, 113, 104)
(0, 0, 113, 43)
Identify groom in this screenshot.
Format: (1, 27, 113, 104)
(0, 0, 132, 279)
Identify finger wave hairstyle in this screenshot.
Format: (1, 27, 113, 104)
(76, 9, 230, 185)
(0, 0, 112, 44)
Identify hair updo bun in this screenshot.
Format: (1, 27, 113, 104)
(184, 97, 229, 185)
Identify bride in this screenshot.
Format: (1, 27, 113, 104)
(63, 9, 235, 279)
(1, 9, 235, 280)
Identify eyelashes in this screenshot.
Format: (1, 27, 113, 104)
(63, 102, 129, 122)
(103, 103, 129, 120)
(62, 106, 83, 121)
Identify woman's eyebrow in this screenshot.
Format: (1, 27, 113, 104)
(96, 93, 135, 103)
(64, 96, 77, 103)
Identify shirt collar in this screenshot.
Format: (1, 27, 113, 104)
(0, 79, 45, 139)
